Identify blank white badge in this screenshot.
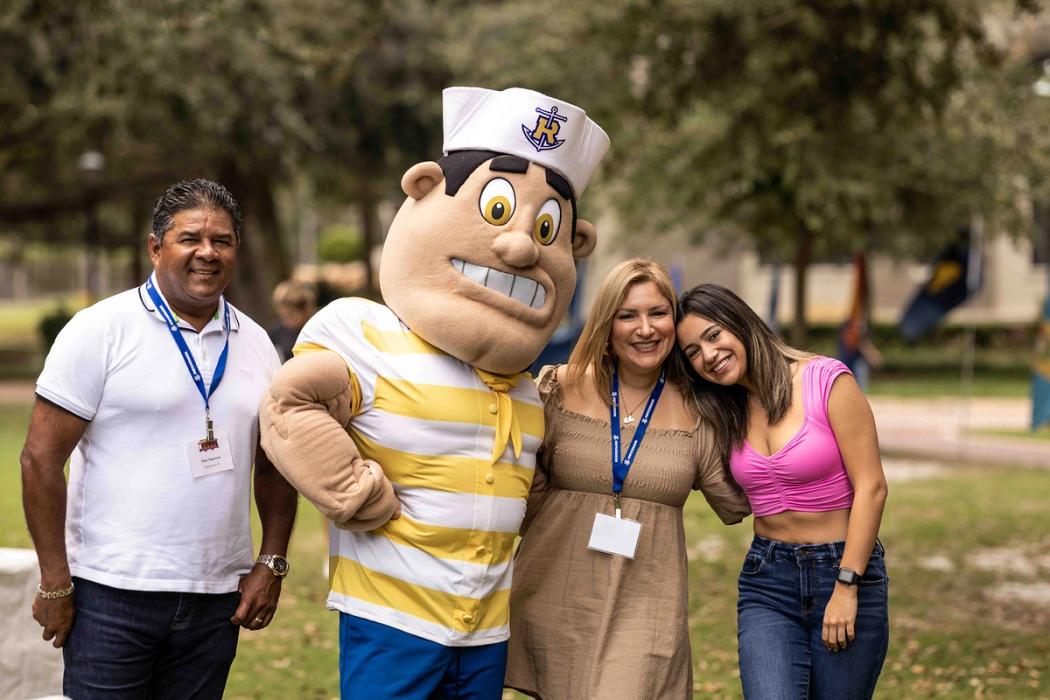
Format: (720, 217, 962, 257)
(588, 512, 642, 559)
(187, 432, 235, 478)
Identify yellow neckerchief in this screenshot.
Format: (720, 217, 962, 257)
(475, 368, 524, 464)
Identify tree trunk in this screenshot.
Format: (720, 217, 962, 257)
(790, 225, 815, 348)
(357, 174, 380, 296)
(219, 162, 289, 325)
(128, 196, 148, 289)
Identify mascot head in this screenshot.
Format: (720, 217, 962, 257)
(380, 87, 609, 374)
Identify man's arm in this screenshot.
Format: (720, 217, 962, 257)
(20, 396, 89, 648)
(230, 441, 298, 630)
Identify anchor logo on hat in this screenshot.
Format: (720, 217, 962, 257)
(522, 106, 568, 152)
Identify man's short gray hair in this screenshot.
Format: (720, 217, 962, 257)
(151, 179, 242, 242)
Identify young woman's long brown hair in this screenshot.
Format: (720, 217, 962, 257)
(676, 284, 809, 463)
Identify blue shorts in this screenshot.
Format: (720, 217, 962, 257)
(338, 613, 508, 700)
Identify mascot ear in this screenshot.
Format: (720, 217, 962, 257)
(401, 162, 445, 200)
(572, 218, 598, 259)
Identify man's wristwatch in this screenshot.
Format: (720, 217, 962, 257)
(836, 567, 860, 586)
(256, 554, 290, 578)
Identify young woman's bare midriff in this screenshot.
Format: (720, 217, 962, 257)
(753, 507, 852, 544)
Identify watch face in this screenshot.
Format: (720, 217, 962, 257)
(272, 556, 289, 576)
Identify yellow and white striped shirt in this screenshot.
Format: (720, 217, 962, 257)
(294, 298, 543, 646)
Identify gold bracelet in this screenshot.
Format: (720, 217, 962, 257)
(37, 582, 75, 599)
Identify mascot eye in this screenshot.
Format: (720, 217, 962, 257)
(479, 178, 516, 226)
(533, 199, 562, 246)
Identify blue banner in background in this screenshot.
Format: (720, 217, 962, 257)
(530, 260, 588, 375)
(767, 263, 781, 335)
(899, 227, 982, 342)
(1032, 293, 1050, 430)
(670, 260, 683, 297)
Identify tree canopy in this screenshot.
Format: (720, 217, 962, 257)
(2, 0, 1047, 333)
(449, 0, 1050, 341)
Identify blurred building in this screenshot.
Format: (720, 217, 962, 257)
(583, 220, 1049, 327)
(581, 9, 1050, 329)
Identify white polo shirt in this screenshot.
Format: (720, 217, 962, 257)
(35, 277, 280, 593)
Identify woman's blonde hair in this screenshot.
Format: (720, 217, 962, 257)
(567, 258, 680, 403)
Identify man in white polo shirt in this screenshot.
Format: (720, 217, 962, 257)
(20, 178, 298, 699)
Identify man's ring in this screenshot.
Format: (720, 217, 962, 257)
(254, 617, 263, 623)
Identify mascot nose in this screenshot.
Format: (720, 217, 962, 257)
(491, 229, 540, 268)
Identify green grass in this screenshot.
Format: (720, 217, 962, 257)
(867, 374, 1031, 398)
(682, 467, 1050, 699)
(1, 403, 33, 547)
(227, 498, 339, 700)
(0, 296, 84, 348)
(4, 396, 1050, 699)
(0, 297, 85, 379)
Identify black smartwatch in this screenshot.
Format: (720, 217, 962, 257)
(836, 567, 860, 586)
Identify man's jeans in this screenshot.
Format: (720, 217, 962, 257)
(63, 577, 241, 699)
(737, 536, 889, 700)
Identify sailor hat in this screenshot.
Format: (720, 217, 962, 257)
(442, 86, 610, 197)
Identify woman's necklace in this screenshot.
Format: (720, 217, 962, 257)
(620, 384, 656, 425)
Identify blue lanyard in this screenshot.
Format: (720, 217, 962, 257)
(144, 275, 230, 427)
(609, 365, 666, 502)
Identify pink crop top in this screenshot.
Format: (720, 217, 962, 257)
(729, 356, 855, 518)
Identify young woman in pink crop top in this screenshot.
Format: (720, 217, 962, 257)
(676, 283, 889, 700)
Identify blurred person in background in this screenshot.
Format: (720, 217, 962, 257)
(269, 279, 318, 362)
(677, 283, 888, 700)
(505, 259, 750, 700)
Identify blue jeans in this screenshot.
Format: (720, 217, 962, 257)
(63, 577, 241, 699)
(737, 536, 889, 700)
(338, 613, 507, 699)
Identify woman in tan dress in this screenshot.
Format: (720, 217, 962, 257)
(505, 259, 751, 700)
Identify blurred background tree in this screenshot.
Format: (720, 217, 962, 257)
(317, 224, 364, 264)
(449, 0, 1050, 344)
(0, 0, 452, 318)
(1, 0, 1047, 336)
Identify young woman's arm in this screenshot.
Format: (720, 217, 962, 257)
(823, 374, 888, 651)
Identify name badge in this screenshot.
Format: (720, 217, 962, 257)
(587, 512, 642, 559)
(188, 431, 235, 478)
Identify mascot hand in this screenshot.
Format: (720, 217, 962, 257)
(333, 457, 401, 531)
(260, 350, 399, 529)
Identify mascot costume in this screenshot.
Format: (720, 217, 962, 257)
(260, 86, 609, 699)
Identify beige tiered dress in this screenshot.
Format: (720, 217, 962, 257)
(505, 367, 751, 700)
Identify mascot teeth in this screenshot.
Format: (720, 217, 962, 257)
(453, 258, 545, 310)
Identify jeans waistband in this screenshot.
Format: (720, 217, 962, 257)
(749, 534, 884, 563)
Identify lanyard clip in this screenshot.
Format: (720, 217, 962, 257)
(614, 492, 622, 519)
